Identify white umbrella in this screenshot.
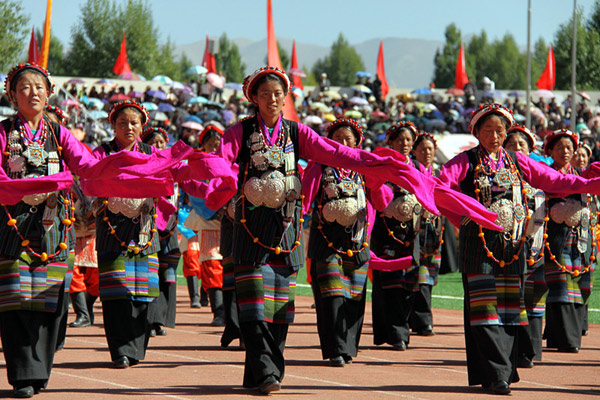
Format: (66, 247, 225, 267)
(206, 73, 225, 89)
(435, 133, 478, 164)
(302, 115, 323, 125)
(349, 96, 368, 105)
(149, 110, 168, 121)
(534, 89, 554, 99)
(152, 75, 173, 85)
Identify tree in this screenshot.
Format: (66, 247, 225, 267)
(215, 33, 246, 83)
(0, 0, 29, 71)
(432, 23, 463, 88)
(156, 39, 184, 81)
(311, 33, 365, 86)
(466, 30, 492, 90)
(35, 29, 67, 76)
(531, 38, 548, 87)
(487, 34, 526, 89)
(588, 0, 600, 33)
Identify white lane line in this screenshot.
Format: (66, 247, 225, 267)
(52, 370, 191, 400)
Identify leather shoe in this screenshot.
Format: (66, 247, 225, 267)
(149, 329, 156, 337)
(343, 355, 353, 364)
(517, 356, 534, 368)
(258, 375, 281, 394)
(113, 356, 130, 369)
(392, 341, 407, 351)
(13, 385, 34, 398)
(156, 328, 167, 336)
(329, 356, 345, 367)
(558, 346, 579, 353)
(69, 315, 91, 328)
(491, 380, 511, 395)
(417, 325, 435, 336)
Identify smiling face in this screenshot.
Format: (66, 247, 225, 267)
(476, 115, 507, 155)
(330, 126, 357, 148)
(114, 108, 144, 150)
(549, 137, 575, 169)
(504, 132, 530, 156)
(11, 71, 49, 119)
(389, 129, 414, 156)
(253, 79, 285, 122)
(414, 138, 436, 168)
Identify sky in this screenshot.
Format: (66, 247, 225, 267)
(26, 0, 596, 48)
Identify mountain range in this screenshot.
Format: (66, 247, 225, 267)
(174, 37, 444, 88)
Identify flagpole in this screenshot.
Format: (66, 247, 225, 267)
(570, 0, 577, 130)
(526, 0, 531, 129)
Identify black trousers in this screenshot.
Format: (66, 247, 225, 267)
(518, 316, 542, 361)
(372, 271, 413, 346)
(102, 299, 151, 362)
(240, 321, 288, 388)
(409, 284, 433, 331)
(311, 272, 366, 360)
(544, 302, 583, 350)
(0, 282, 67, 388)
(221, 289, 241, 347)
(148, 280, 177, 328)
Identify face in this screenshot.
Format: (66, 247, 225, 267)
(414, 138, 436, 167)
(114, 108, 144, 149)
(571, 146, 590, 169)
(549, 137, 575, 168)
(476, 115, 506, 154)
(330, 127, 357, 148)
(504, 133, 530, 156)
(253, 80, 285, 120)
(201, 136, 221, 153)
(12, 71, 49, 117)
(389, 129, 414, 156)
(147, 134, 167, 150)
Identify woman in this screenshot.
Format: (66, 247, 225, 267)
(0, 64, 183, 398)
(542, 129, 596, 354)
(142, 127, 178, 337)
(214, 67, 500, 395)
(409, 131, 443, 336)
(503, 124, 545, 367)
(438, 104, 600, 395)
(571, 142, 592, 170)
(91, 101, 235, 369)
(303, 118, 375, 367)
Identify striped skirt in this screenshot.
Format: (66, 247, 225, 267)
(222, 256, 235, 291)
(312, 254, 368, 300)
(0, 254, 70, 313)
(98, 251, 159, 302)
(466, 273, 527, 326)
(158, 251, 180, 283)
(524, 263, 547, 318)
(235, 260, 296, 324)
(417, 254, 441, 286)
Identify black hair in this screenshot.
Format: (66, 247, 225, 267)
(547, 135, 576, 153)
(200, 128, 222, 148)
(250, 74, 288, 99)
(111, 106, 144, 125)
(473, 112, 511, 135)
(413, 135, 436, 150)
(504, 131, 533, 151)
(10, 67, 51, 94)
(327, 124, 361, 144)
(387, 126, 416, 144)
(142, 130, 167, 144)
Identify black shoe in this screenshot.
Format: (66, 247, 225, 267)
(113, 356, 130, 369)
(342, 355, 353, 364)
(329, 356, 345, 367)
(156, 328, 167, 336)
(558, 346, 579, 353)
(190, 301, 201, 308)
(69, 314, 91, 328)
(392, 341, 407, 351)
(582, 330, 588, 336)
(210, 316, 226, 326)
(13, 386, 34, 398)
(258, 375, 281, 394)
(149, 329, 156, 337)
(490, 380, 511, 395)
(517, 355, 534, 368)
(417, 325, 435, 336)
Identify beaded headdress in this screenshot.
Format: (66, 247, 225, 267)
(326, 118, 364, 147)
(45, 105, 67, 124)
(141, 126, 169, 143)
(506, 124, 536, 151)
(108, 100, 149, 125)
(469, 103, 515, 136)
(198, 125, 224, 146)
(242, 66, 291, 105)
(414, 131, 437, 149)
(385, 121, 418, 144)
(4, 63, 55, 106)
(543, 128, 578, 156)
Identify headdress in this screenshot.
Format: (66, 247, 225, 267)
(242, 66, 291, 104)
(326, 118, 364, 147)
(45, 105, 67, 124)
(141, 126, 169, 143)
(414, 131, 437, 149)
(543, 128, 578, 156)
(198, 124, 224, 146)
(108, 100, 149, 125)
(385, 121, 418, 144)
(469, 103, 515, 135)
(4, 62, 55, 106)
(579, 143, 593, 158)
(506, 124, 536, 151)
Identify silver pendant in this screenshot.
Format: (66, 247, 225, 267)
(264, 145, 284, 168)
(23, 142, 49, 168)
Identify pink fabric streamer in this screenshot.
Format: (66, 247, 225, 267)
(0, 170, 74, 205)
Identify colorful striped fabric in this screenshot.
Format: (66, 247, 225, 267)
(312, 254, 368, 300)
(235, 260, 296, 324)
(466, 273, 527, 326)
(545, 231, 586, 304)
(0, 254, 69, 312)
(98, 251, 159, 302)
(221, 256, 235, 291)
(523, 264, 547, 318)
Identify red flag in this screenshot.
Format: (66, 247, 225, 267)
(536, 47, 555, 90)
(28, 27, 40, 64)
(454, 43, 469, 89)
(266, 0, 298, 121)
(202, 35, 216, 73)
(40, 0, 52, 68)
(376, 41, 389, 99)
(112, 31, 131, 75)
(290, 40, 304, 91)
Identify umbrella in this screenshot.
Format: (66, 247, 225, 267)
(225, 82, 243, 91)
(171, 81, 185, 90)
(514, 113, 526, 122)
(370, 111, 388, 121)
(67, 78, 85, 85)
(108, 93, 130, 102)
(60, 99, 80, 107)
(95, 78, 115, 86)
(344, 110, 362, 119)
(436, 133, 479, 163)
(292, 87, 304, 98)
(310, 102, 331, 113)
(349, 96, 368, 106)
(181, 121, 204, 131)
(82, 96, 104, 108)
(141, 102, 158, 111)
(353, 84, 372, 94)
(411, 88, 432, 95)
(372, 121, 392, 132)
(198, 109, 222, 122)
(152, 75, 173, 85)
(147, 90, 167, 100)
(482, 89, 506, 99)
(186, 65, 208, 75)
(323, 113, 336, 122)
(396, 93, 415, 102)
(508, 90, 523, 97)
(0, 106, 16, 116)
(321, 90, 341, 100)
(206, 73, 225, 89)
(185, 96, 209, 105)
(158, 103, 176, 112)
(221, 109, 235, 125)
(445, 88, 464, 96)
(535, 89, 554, 99)
(288, 68, 306, 78)
(182, 115, 203, 124)
(577, 90, 591, 101)
(128, 91, 144, 98)
(118, 72, 145, 81)
(206, 101, 224, 109)
(88, 110, 108, 120)
(355, 71, 372, 78)
(149, 110, 168, 121)
(302, 115, 323, 125)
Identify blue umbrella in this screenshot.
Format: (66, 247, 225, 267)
(206, 100, 224, 109)
(141, 102, 158, 111)
(224, 82, 243, 91)
(183, 115, 204, 124)
(89, 110, 108, 120)
(198, 110, 222, 122)
(508, 90, 523, 97)
(411, 88, 432, 95)
(186, 65, 208, 75)
(158, 103, 175, 112)
(355, 71, 372, 78)
(185, 96, 209, 104)
(147, 90, 167, 100)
